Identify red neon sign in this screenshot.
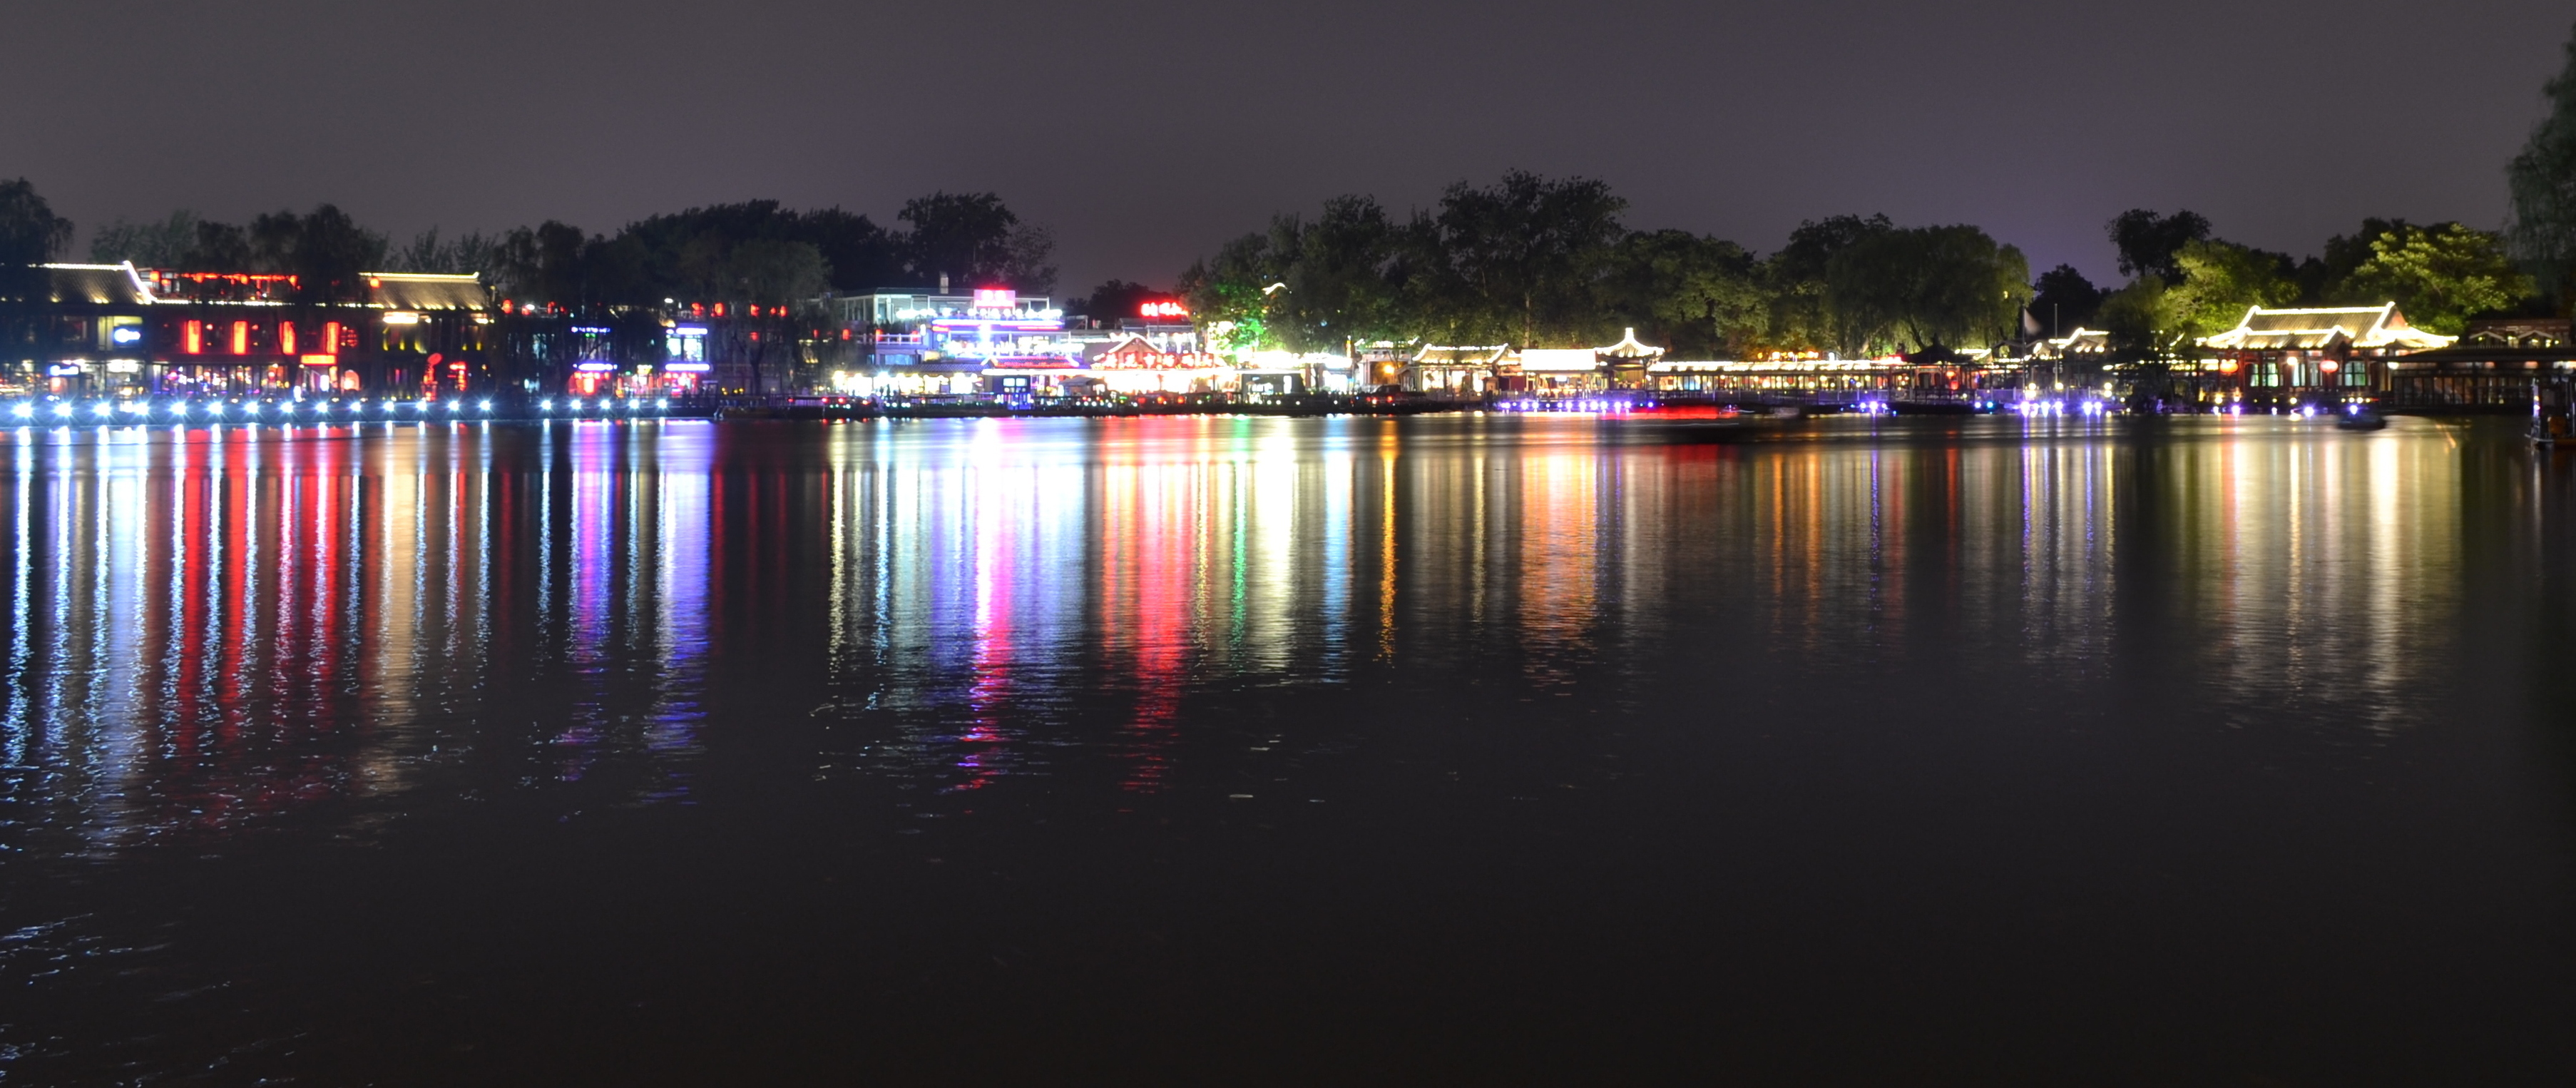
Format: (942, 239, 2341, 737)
(183, 320, 202, 355)
(230, 321, 249, 355)
(322, 322, 341, 354)
(279, 321, 297, 355)
(974, 288, 1016, 309)
(1138, 300, 1189, 318)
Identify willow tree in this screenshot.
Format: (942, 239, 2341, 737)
(2509, 20, 2576, 311)
(0, 178, 72, 299)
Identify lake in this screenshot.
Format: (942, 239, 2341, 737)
(2, 413, 2571, 1084)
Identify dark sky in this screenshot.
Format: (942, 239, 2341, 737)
(9, 0, 2571, 294)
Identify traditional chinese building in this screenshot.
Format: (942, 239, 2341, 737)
(2197, 304, 2451, 407)
(1405, 345, 1511, 396)
(2380, 317, 2576, 410)
(1598, 327, 1665, 388)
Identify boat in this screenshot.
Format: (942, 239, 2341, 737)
(2335, 405, 2387, 431)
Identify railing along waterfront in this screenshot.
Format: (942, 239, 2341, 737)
(0, 395, 685, 427)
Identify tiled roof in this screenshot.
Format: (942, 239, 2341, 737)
(1598, 327, 1664, 359)
(366, 273, 488, 310)
(1413, 345, 1509, 366)
(2199, 304, 2452, 352)
(36, 263, 155, 305)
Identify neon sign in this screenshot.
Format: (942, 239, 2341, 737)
(1139, 300, 1189, 318)
(973, 288, 1016, 309)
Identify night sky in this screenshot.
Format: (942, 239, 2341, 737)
(9, 0, 2570, 293)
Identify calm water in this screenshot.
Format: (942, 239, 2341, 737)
(1, 414, 2571, 1084)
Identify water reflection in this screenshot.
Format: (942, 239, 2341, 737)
(0, 415, 2499, 855)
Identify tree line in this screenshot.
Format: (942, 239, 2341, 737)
(1172, 170, 2547, 364)
(1175, 172, 2033, 360)
(3, 188, 1059, 311)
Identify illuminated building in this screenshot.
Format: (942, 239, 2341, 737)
(1076, 336, 1232, 396)
(824, 290, 1269, 400)
(2381, 317, 2576, 409)
(0, 263, 496, 397)
(830, 287, 1068, 397)
(1405, 345, 1511, 395)
(1413, 330, 1665, 396)
(2198, 304, 2453, 407)
(1237, 350, 1356, 396)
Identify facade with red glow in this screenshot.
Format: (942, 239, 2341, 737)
(1, 263, 498, 397)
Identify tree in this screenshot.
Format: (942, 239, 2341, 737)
(1075, 280, 1165, 324)
(2340, 223, 2533, 334)
(493, 220, 591, 305)
(2107, 208, 2212, 285)
(721, 238, 830, 305)
(1824, 224, 2030, 353)
(2510, 19, 2576, 310)
(1764, 213, 1894, 354)
(2097, 277, 2182, 360)
(287, 205, 388, 302)
(2029, 264, 2104, 335)
(2302, 218, 2410, 302)
(2166, 239, 2299, 338)
(89, 210, 200, 268)
(799, 207, 902, 293)
(180, 220, 252, 271)
(388, 227, 506, 278)
(0, 178, 73, 298)
(1420, 170, 1627, 346)
(227, 205, 387, 301)
(899, 192, 1039, 290)
(1611, 229, 1767, 357)
(1177, 232, 1280, 355)
(1271, 195, 1404, 350)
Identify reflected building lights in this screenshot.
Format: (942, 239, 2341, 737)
(0, 417, 2500, 856)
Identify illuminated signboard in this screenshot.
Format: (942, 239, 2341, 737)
(973, 288, 1016, 309)
(1095, 347, 1225, 370)
(1139, 300, 1190, 318)
(667, 324, 709, 367)
(574, 361, 618, 372)
(109, 325, 142, 346)
(571, 325, 611, 335)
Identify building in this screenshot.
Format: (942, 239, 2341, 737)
(832, 287, 1068, 397)
(2197, 304, 2451, 407)
(2, 263, 499, 398)
(1405, 345, 1511, 395)
(1428, 329, 1665, 396)
(2379, 317, 2576, 410)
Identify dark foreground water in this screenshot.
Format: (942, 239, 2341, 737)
(1, 414, 2571, 1084)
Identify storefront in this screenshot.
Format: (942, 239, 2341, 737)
(1406, 345, 1508, 395)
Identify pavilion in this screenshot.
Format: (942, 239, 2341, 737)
(2197, 303, 2450, 405)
